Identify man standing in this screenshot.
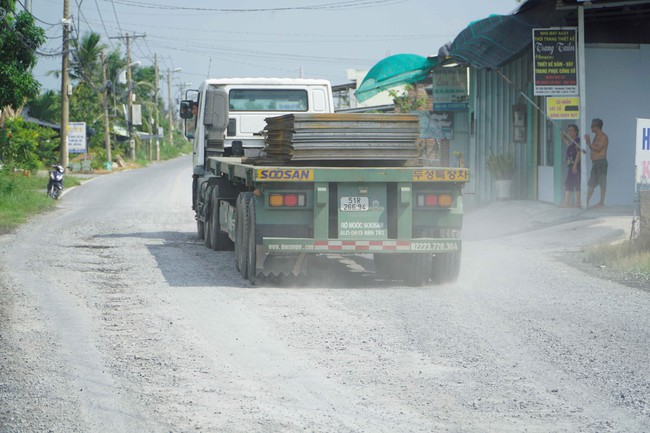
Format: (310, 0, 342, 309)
(584, 118, 609, 208)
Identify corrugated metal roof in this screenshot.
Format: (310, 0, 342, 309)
(448, 1, 567, 70)
(448, 0, 650, 70)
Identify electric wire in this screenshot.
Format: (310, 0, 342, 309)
(95, 0, 115, 49)
(0, 10, 62, 57)
(110, 0, 123, 37)
(144, 39, 375, 64)
(14, 0, 58, 26)
(98, 0, 405, 13)
(82, 18, 444, 43)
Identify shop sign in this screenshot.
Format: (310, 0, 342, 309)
(67, 122, 86, 154)
(636, 118, 650, 185)
(546, 97, 580, 119)
(533, 28, 578, 96)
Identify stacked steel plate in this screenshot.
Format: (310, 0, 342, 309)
(263, 113, 420, 162)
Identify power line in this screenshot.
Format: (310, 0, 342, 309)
(73, 0, 96, 42)
(94, 0, 115, 49)
(81, 17, 446, 42)
(144, 39, 376, 64)
(99, 0, 406, 13)
(14, 0, 59, 26)
(109, 0, 123, 37)
(0, 10, 62, 57)
(142, 38, 156, 60)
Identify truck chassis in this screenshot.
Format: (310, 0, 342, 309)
(194, 156, 469, 286)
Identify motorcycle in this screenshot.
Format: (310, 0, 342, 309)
(47, 165, 64, 199)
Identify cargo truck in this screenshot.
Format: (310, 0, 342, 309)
(181, 78, 469, 285)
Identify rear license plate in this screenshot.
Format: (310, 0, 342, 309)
(340, 196, 368, 211)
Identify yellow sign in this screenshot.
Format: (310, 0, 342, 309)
(256, 168, 314, 181)
(412, 169, 469, 182)
(547, 97, 580, 120)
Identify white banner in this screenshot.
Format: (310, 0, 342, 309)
(636, 118, 650, 185)
(67, 122, 86, 154)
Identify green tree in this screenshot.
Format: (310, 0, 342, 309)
(69, 81, 102, 146)
(26, 89, 60, 123)
(70, 31, 106, 87)
(0, 117, 58, 171)
(0, 0, 45, 111)
(388, 84, 428, 113)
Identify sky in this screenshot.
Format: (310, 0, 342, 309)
(28, 0, 520, 102)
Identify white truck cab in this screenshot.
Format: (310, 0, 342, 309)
(181, 78, 334, 173)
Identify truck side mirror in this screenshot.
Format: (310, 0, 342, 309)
(179, 100, 194, 119)
(204, 87, 229, 132)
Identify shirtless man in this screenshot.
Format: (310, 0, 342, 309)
(584, 118, 609, 208)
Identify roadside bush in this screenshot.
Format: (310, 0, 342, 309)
(0, 118, 58, 172)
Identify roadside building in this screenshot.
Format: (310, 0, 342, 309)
(357, 0, 650, 207)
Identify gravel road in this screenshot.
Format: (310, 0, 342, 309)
(1, 155, 648, 432)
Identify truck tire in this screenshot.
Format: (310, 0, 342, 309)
(236, 192, 254, 278)
(203, 188, 213, 249)
(403, 253, 433, 286)
(234, 193, 246, 273)
(209, 187, 234, 251)
(431, 229, 461, 284)
(373, 253, 396, 280)
(245, 194, 257, 283)
(203, 215, 213, 249)
(197, 220, 205, 240)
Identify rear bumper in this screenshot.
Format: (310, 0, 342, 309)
(262, 237, 460, 254)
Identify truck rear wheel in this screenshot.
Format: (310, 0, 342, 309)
(203, 186, 215, 249)
(403, 253, 433, 286)
(197, 220, 205, 240)
(373, 254, 396, 280)
(245, 194, 257, 283)
(203, 211, 213, 249)
(209, 187, 234, 251)
(431, 229, 461, 284)
(376, 253, 432, 286)
(235, 192, 254, 278)
(234, 193, 246, 273)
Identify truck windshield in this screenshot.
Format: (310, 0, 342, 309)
(228, 89, 308, 112)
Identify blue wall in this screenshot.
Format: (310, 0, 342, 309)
(584, 45, 650, 206)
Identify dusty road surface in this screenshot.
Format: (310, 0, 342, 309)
(1, 156, 648, 432)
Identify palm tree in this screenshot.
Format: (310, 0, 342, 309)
(70, 32, 107, 88)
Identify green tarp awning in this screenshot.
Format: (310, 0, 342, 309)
(354, 54, 438, 103)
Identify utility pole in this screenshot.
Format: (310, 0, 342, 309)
(108, 32, 146, 160)
(578, 5, 588, 208)
(176, 81, 192, 136)
(148, 117, 153, 161)
(60, 0, 70, 170)
(167, 68, 173, 146)
(126, 33, 135, 160)
(166, 67, 182, 146)
(101, 51, 111, 169)
(154, 53, 160, 161)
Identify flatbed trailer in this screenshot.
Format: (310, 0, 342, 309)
(196, 156, 470, 285)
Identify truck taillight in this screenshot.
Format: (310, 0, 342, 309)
(417, 193, 453, 208)
(269, 193, 306, 207)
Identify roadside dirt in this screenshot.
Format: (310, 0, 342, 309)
(1, 159, 648, 432)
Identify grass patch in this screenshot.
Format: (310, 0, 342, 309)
(0, 139, 190, 235)
(584, 234, 650, 289)
(0, 172, 82, 234)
